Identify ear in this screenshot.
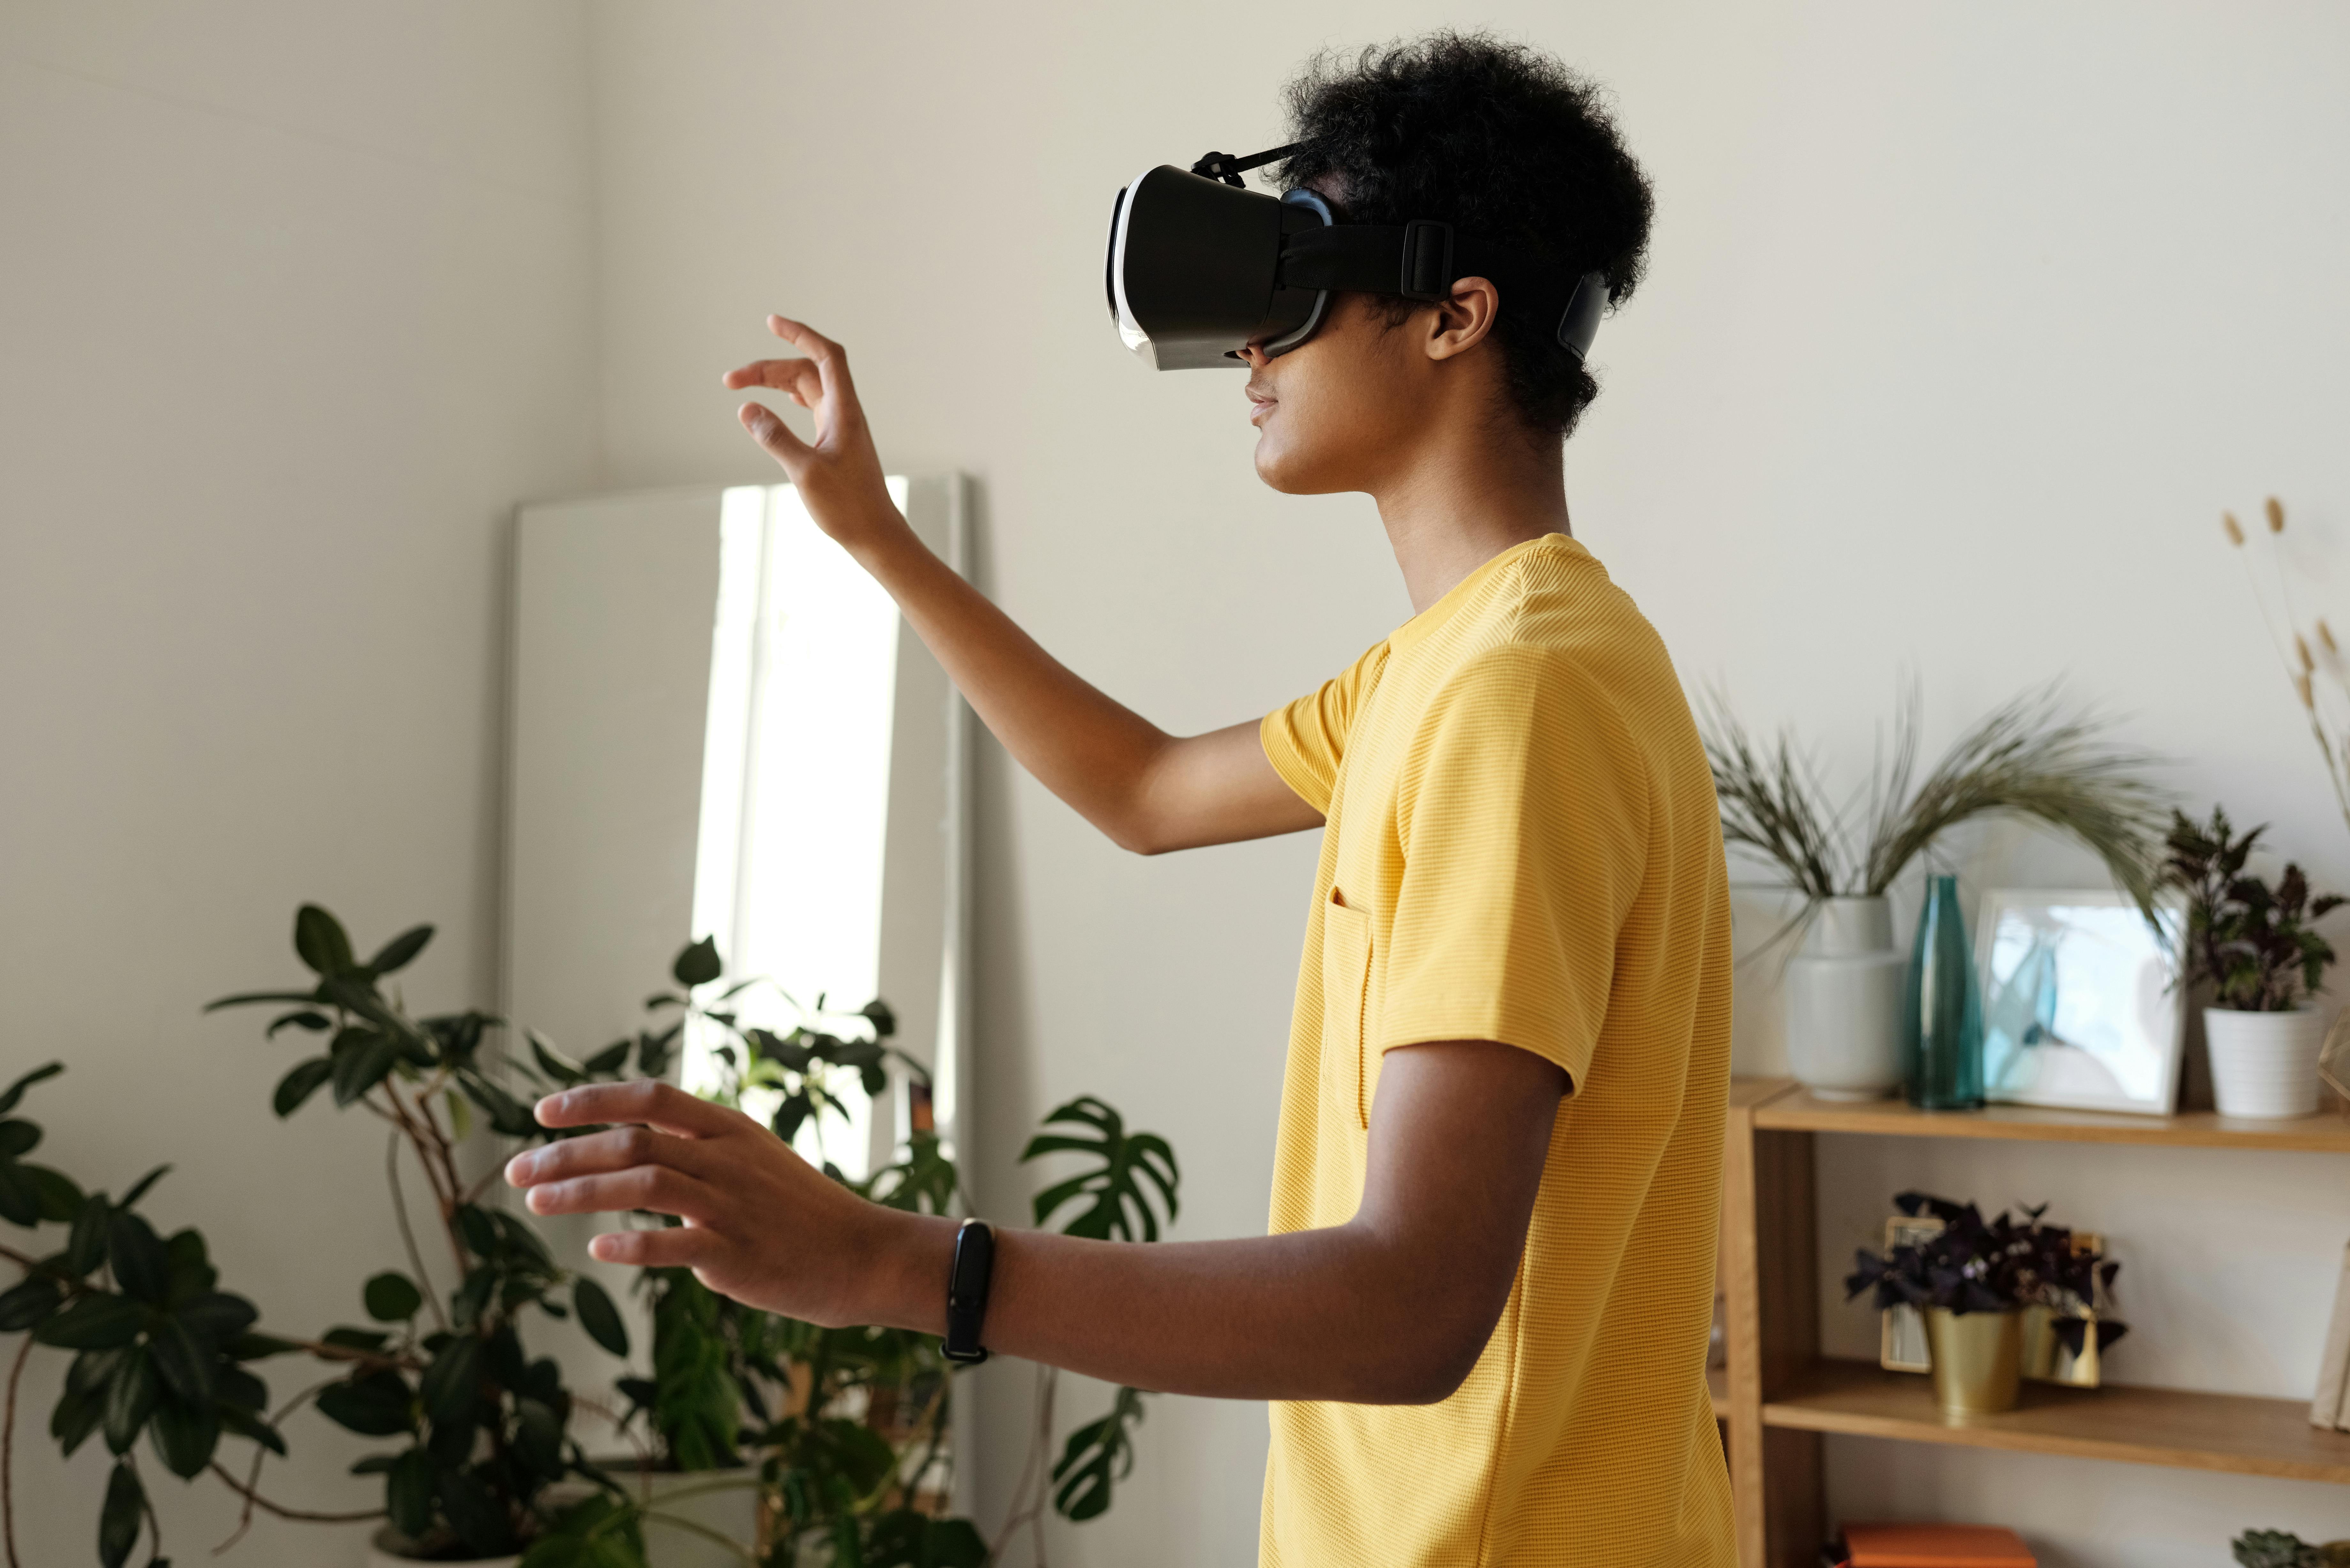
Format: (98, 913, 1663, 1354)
(1423, 277, 1502, 361)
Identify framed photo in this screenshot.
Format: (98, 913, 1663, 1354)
(1878, 1214, 1942, 1373)
(1975, 888, 2187, 1117)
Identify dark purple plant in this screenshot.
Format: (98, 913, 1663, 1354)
(2164, 806, 2345, 1012)
(1843, 1191, 2127, 1357)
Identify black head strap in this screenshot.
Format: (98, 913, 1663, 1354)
(1188, 143, 1611, 358)
(1278, 226, 1611, 361)
(1190, 144, 1300, 188)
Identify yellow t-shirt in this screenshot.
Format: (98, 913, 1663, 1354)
(1257, 533, 1734, 1567)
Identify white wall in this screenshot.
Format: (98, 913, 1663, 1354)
(584, 3, 2350, 1564)
(0, 4, 599, 1563)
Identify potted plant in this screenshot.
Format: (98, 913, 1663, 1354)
(3, 910, 1187, 1568)
(0, 907, 671, 1568)
(1703, 684, 2166, 1101)
(1844, 1192, 2126, 1418)
(2212, 500, 2350, 1112)
(580, 939, 1184, 1566)
(2163, 807, 2344, 1119)
(2235, 1529, 2350, 1567)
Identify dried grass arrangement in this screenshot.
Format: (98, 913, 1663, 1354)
(2224, 496, 2350, 842)
(1700, 683, 2169, 918)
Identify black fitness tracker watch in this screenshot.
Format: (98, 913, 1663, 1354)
(943, 1219, 995, 1365)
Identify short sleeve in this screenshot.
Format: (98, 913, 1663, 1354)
(1374, 647, 1650, 1092)
(1260, 641, 1389, 815)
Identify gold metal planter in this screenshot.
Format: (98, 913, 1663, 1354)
(1924, 1308, 2023, 1418)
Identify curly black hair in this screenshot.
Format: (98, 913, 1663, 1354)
(1276, 33, 1654, 442)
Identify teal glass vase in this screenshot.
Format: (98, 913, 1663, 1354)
(1903, 874, 1985, 1110)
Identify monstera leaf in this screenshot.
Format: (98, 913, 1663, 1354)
(1049, 1384, 1146, 1522)
(867, 1132, 959, 1217)
(1020, 1096, 1179, 1241)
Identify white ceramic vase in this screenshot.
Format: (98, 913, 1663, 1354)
(1784, 897, 1907, 1101)
(2205, 1006, 2330, 1119)
(611, 1465, 762, 1568)
(365, 1529, 520, 1568)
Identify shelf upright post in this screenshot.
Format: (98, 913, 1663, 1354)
(1722, 1080, 1827, 1566)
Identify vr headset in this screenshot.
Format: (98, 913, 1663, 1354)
(1105, 144, 1609, 372)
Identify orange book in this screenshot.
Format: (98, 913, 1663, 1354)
(1842, 1523, 2036, 1568)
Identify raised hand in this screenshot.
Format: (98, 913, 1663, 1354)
(722, 315, 905, 554)
(504, 1080, 947, 1331)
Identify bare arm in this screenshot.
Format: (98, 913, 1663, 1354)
(506, 1041, 1566, 1404)
(723, 316, 1320, 854)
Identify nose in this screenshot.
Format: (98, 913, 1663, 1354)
(1237, 343, 1271, 370)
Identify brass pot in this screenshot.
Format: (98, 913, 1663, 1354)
(1924, 1308, 2023, 1417)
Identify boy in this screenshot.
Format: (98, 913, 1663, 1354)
(508, 33, 1735, 1565)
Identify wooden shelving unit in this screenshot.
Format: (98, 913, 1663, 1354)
(1717, 1078, 2350, 1566)
(1755, 1085, 2350, 1155)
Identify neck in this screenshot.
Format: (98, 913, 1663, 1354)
(1373, 420, 1571, 614)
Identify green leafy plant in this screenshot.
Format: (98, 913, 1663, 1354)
(205, 906, 659, 1564)
(1, 906, 672, 1568)
(991, 1096, 1183, 1557)
(1023, 1097, 1179, 1242)
(7, 912, 1191, 1568)
(2234, 1528, 2350, 1568)
(2163, 806, 2344, 1012)
(1700, 683, 2167, 926)
(1047, 1386, 1145, 1523)
(0, 1064, 296, 1568)
(601, 944, 1186, 1568)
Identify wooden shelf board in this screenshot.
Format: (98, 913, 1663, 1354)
(1729, 1077, 1801, 1112)
(1762, 1359, 2350, 1484)
(1752, 1082, 2350, 1154)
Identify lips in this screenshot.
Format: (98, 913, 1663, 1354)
(1247, 389, 1276, 426)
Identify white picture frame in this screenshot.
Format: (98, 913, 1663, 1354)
(1975, 888, 2187, 1117)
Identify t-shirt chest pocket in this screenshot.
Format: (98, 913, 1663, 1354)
(1319, 889, 1374, 1131)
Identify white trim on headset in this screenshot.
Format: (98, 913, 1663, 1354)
(1110, 166, 1158, 367)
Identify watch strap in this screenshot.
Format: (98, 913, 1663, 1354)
(943, 1219, 995, 1365)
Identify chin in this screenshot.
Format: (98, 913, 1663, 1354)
(1251, 434, 1345, 496)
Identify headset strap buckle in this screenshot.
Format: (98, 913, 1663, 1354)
(1398, 219, 1455, 301)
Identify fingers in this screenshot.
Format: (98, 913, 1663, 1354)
(532, 1079, 744, 1138)
(722, 357, 822, 407)
(520, 1162, 723, 1223)
(739, 400, 812, 464)
(587, 1226, 726, 1270)
(765, 314, 857, 406)
(721, 316, 863, 474)
(504, 1123, 718, 1190)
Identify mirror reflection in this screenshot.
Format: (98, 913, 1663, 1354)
(504, 477, 967, 1182)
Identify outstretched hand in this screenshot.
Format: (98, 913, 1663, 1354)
(503, 1080, 946, 1332)
(723, 315, 904, 554)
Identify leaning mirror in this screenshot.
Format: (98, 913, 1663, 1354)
(503, 477, 969, 1180)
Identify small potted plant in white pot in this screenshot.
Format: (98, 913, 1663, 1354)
(2165, 808, 2344, 1119)
(1845, 1192, 2125, 1419)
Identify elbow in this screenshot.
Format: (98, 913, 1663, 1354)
(1358, 1309, 1500, 1406)
(1385, 1333, 1488, 1406)
(1103, 814, 1181, 857)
